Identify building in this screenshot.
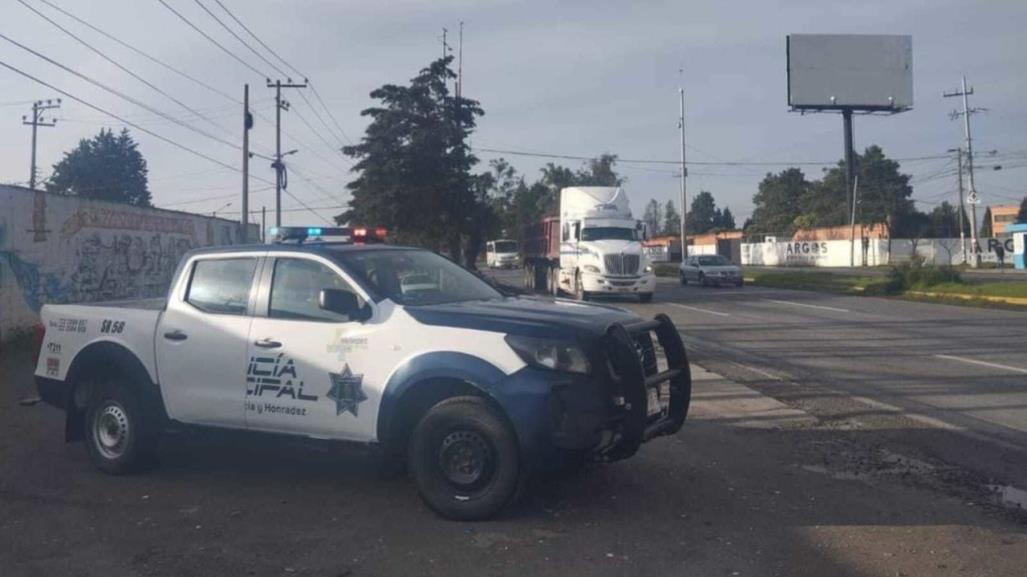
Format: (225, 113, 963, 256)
(990, 204, 1020, 236)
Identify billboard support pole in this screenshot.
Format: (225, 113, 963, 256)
(843, 109, 856, 267)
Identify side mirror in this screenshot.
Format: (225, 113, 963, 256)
(319, 289, 369, 321)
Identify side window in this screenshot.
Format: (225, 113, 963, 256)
(269, 258, 362, 322)
(186, 258, 257, 315)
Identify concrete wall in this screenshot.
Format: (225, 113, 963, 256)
(741, 237, 1015, 267)
(0, 185, 256, 341)
(742, 239, 887, 267)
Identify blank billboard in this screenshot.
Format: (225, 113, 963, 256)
(787, 34, 912, 111)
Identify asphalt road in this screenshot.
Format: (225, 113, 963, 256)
(2, 273, 1026, 576)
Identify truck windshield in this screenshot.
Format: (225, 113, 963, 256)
(581, 227, 636, 241)
(493, 241, 518, 253)
(334, 249, 502, 306)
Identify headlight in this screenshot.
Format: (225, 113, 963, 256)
(643, 264, 653, 273)
(505, 335, 591, 374)
(583, 264, 600, 274)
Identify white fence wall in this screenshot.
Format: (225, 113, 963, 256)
(742, 239, 887, 267)
(741, 237, 1014, 267)
(0, 185, 256, 341)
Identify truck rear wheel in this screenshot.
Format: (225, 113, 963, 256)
(408, 396, 522, 521)
(84, 381, 159, 475)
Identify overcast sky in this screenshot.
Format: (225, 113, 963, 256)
(1, 0, 1025, 228)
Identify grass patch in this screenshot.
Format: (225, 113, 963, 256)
(748, 262, 1027, 307)
(654, 264, 679, 278)
(747, 271, 879, 294)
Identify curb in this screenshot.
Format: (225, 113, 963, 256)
(906, 291, 1027, 307)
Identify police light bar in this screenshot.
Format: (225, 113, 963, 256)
(268, 226, 387, 244)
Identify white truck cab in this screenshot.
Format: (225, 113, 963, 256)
(558, 187, 656, 302)
(32, 226, 690, 520)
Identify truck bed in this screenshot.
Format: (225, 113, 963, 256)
(34, 302, 164, 386)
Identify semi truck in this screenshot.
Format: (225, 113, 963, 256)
(522, 187, 656, 302)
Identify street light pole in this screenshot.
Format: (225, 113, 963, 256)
(678, 86, 688, 262)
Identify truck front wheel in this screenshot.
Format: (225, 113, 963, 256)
(84, 381, 159, 475)
(408, 396, 522, 521)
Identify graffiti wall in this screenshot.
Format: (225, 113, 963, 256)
(0, 185, 257, 341)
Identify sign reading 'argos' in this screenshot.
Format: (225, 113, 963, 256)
(784, 241, 829, 263)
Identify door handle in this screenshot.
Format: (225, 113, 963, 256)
(254, 338, 282, 349)
(163, 330, 188, 341)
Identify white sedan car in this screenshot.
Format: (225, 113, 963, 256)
(679, 254, 744, 287)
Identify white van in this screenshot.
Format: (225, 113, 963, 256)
(486, 239, 520, 269)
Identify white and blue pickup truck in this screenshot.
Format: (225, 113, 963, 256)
(33, 226, 691, 520)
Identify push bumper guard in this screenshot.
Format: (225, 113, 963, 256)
(596, 313, 691, 462)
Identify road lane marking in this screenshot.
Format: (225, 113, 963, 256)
(667, 303, 732, 317)
(934, 354, 1027, 375)
(765, 299, 850, 313)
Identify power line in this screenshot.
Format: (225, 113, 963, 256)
(472, 145, 951, 167)
(34, 0, 238, 104)
(205, 0, 353, 145)
(16, 0, 234, 137)
(211, 0, 303, 78)
(0, 32, 245, 153)
(155, 0, 265, 77)
(190, 0, 289, 78)
(0, 58, 328, 223)
(0, 58, 242, 174)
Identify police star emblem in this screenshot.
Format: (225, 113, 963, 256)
(326, 364, 367, 417)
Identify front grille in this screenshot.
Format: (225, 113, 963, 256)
(604, 254, 640, 275)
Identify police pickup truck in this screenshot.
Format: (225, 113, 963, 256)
(33, 226, 690, 520)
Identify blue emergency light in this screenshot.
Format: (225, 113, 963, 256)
(268, 226, 387, 244)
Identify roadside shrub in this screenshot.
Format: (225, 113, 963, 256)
(886, 260, 962, 292)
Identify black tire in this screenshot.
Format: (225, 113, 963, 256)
(84, 381, 159, 475)
(408, 396, 522, 521)
(639, 292, 653, 303)
(735, 279, 744, 288)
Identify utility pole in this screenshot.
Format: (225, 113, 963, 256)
(457, 21, 464, 99)
(678, 85, 688, 262)
(261, 205, 267, 242)
(843, 109, 856, 267)
(22, 99, 61, 189)
(944, 76, 985, 267)
(948, 147, 967, 263)
(241, 84, 252, 243)
(267, 78, 307, 227)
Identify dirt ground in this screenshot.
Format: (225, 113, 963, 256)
(1, 344, 1024, 577)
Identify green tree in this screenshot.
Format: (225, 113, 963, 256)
(575, 154, 623, 186)
(46, 128, 151, 206)
(926, 201, 969, 238)
(338, 56, 484, 263)
(812, 146, 915, 235)
(663, 200, 681, 236)
(980, 206, 993, 238)
(716, 206, 736, 230)
(642, 199, 662, 236)
(750, 168, 808, 234)
(686, 191, 719, 234)
(1017, 197, 1027, 224)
